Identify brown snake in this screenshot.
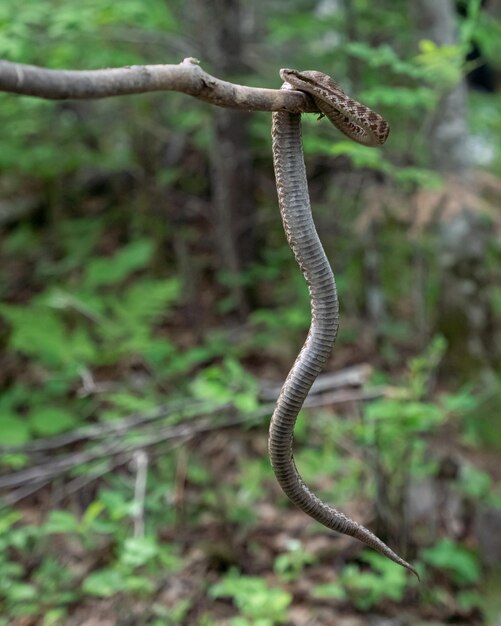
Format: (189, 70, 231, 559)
(270, 69, 418, 578)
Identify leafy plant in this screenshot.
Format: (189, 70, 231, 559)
(355, 338, 448, 538)
(82, 566, 155, 597)
(209, 570, 292, 626)
(313, 551, 411, 610)
(0, 491, 184, 619)
(421, 538, 481, 586)
(0, 511, 77, 619)
(414, 39, 464, 87)
(190, 358, 259, 413)
(273, 539, 316, 583)
(458, 462, 495, 503)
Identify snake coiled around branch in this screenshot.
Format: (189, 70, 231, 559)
(270, 68, 418, 578)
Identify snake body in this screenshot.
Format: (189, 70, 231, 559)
(270, 69, 417, 578)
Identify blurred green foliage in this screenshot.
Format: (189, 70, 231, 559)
(313, 551, 410, 610)
(209, 570, 292, 626)
(0, 0, 500, 624)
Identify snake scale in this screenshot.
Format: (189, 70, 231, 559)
(270, 69, 418, 578)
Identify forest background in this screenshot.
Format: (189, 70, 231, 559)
(0, 0, 501, 625)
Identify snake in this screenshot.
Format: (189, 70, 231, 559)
(270, 68, 418, 579)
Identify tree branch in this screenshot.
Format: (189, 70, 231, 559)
(0, 56, 318, 113)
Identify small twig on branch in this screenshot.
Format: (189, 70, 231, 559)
(0, 57, 317, 113)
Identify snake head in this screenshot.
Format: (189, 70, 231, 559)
(278, 68, 390, 147)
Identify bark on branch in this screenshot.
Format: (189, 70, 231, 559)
(0, 56, 318, 113)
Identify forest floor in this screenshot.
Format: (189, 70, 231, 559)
(8, 376, 499, 626)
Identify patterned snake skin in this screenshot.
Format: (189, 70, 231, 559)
(270, 69, 418, 578)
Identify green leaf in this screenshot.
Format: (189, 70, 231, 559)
(120, 537, 159, 568)
(119, 278, 180, 323)
(364, 86, 436, 110)
(312, 582, 347, 601)
(97, 489, 131, 521)
(5, 582, 38, 602)
(82, 569, 125, 597)
(344, 41, 426, 78)
(121, 574, 155, 594)
(0, 305, 68, 367)
(459, 464, 492, 500)
(457, 589, 483, 611)
(81, 501, 105, 530)
(29, 407, 77, 437)
(41, 608, 68, 626)
(44, 510, 80, 535)
(0, 510, 23, 534)
(210, 571, 291, 621)
(414, 39, 464, 86)
(83, 239, 154, 288)
(0, 415, 30, 445)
